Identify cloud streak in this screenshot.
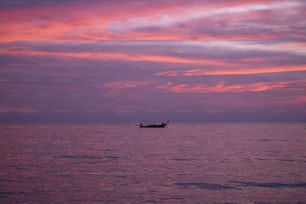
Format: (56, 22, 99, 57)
(160, 80, 306, 94)
(0, 0, 306, 122)
(156, 65, 306, 76)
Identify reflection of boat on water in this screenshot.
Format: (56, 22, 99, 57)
(139, 120, 169, 128)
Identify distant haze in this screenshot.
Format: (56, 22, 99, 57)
(0, 0, 306, 122)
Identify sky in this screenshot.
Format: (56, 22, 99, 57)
(0, 0, 306, 122)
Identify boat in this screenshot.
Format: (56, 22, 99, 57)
(139, 120, 169, 128)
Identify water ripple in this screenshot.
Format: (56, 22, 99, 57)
(175, 182, 239, 190)
(234, 181, 306, 189)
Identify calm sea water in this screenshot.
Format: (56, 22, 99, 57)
(1, 123, 306, 203)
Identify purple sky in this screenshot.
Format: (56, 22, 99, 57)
(1, 0, 306, 122)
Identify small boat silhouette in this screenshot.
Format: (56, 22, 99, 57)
(139, 120, 169, 128)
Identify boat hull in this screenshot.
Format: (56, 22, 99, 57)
(139, 124, 167, 128)
(139, 121, 169, 128)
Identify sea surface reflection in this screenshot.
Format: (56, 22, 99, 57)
(1, 123, 306, 203)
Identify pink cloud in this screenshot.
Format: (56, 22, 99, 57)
(0, 0, 306, 121)
(1, 0, 305, 42)
(102, 80, 153, 90)
(156, 65, 306, 77)
(161, 80, 306, 94)
(0, 105, 38, 113)
(0, 48, 228, 66)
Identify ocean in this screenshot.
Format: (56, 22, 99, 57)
(0, 123, 306, 203)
